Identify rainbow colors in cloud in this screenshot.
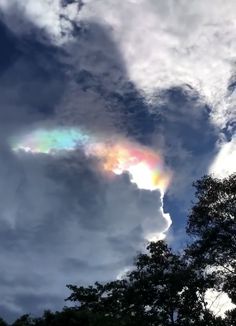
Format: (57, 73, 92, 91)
(11, 128, 91, 154)
(11, 127, 171, 193)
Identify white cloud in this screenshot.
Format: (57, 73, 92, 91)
(0, 0, 77, 42)
(209, 136, 236, 178)
(78, 0, 236, 130)
(1, 0, 236, 129)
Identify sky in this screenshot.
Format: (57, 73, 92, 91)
(0, 0, 235, 321)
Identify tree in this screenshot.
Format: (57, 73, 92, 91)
(187, 174, 236, 264)
(11, 314, 34, 326)
(67, 241, 221, 325)
(66, 174, 236, 325)
(26, 308, 116, 326)
(0, 318, 8, 326)
(186, 174, 236, 304)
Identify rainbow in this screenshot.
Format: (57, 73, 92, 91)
(11, 127, 171, 193)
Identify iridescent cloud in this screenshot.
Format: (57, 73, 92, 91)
(11, 127, 171, 194)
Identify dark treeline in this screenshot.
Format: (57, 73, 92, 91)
(1, 174, 236, 326)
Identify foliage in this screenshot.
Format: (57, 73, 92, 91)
(187, 174, 236, 265)
(66, 241, 224, 326)
(186, 174, 236, 304)
(0, 318, 8, 326)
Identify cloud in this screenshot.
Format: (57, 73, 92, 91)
(0, 2, 232, 320)
(2, 0, 235, 130)
(1, 0, 234, 181)
(0, 149, 169, 319)
(0, 0, 79, 43)
(209, 136, 236, 178)
(0, 21, 66, 142)
(78, 0, 236, 130)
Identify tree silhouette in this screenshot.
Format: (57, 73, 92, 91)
(0, 318, 8, 326)
(11, 315, 34, 326)
(186, 174, 236, 305)
(66, 241, 224, 325)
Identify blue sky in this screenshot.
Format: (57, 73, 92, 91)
(0, 0, 235, 321)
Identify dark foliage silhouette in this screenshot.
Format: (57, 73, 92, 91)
(187, 174, 236, 307)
